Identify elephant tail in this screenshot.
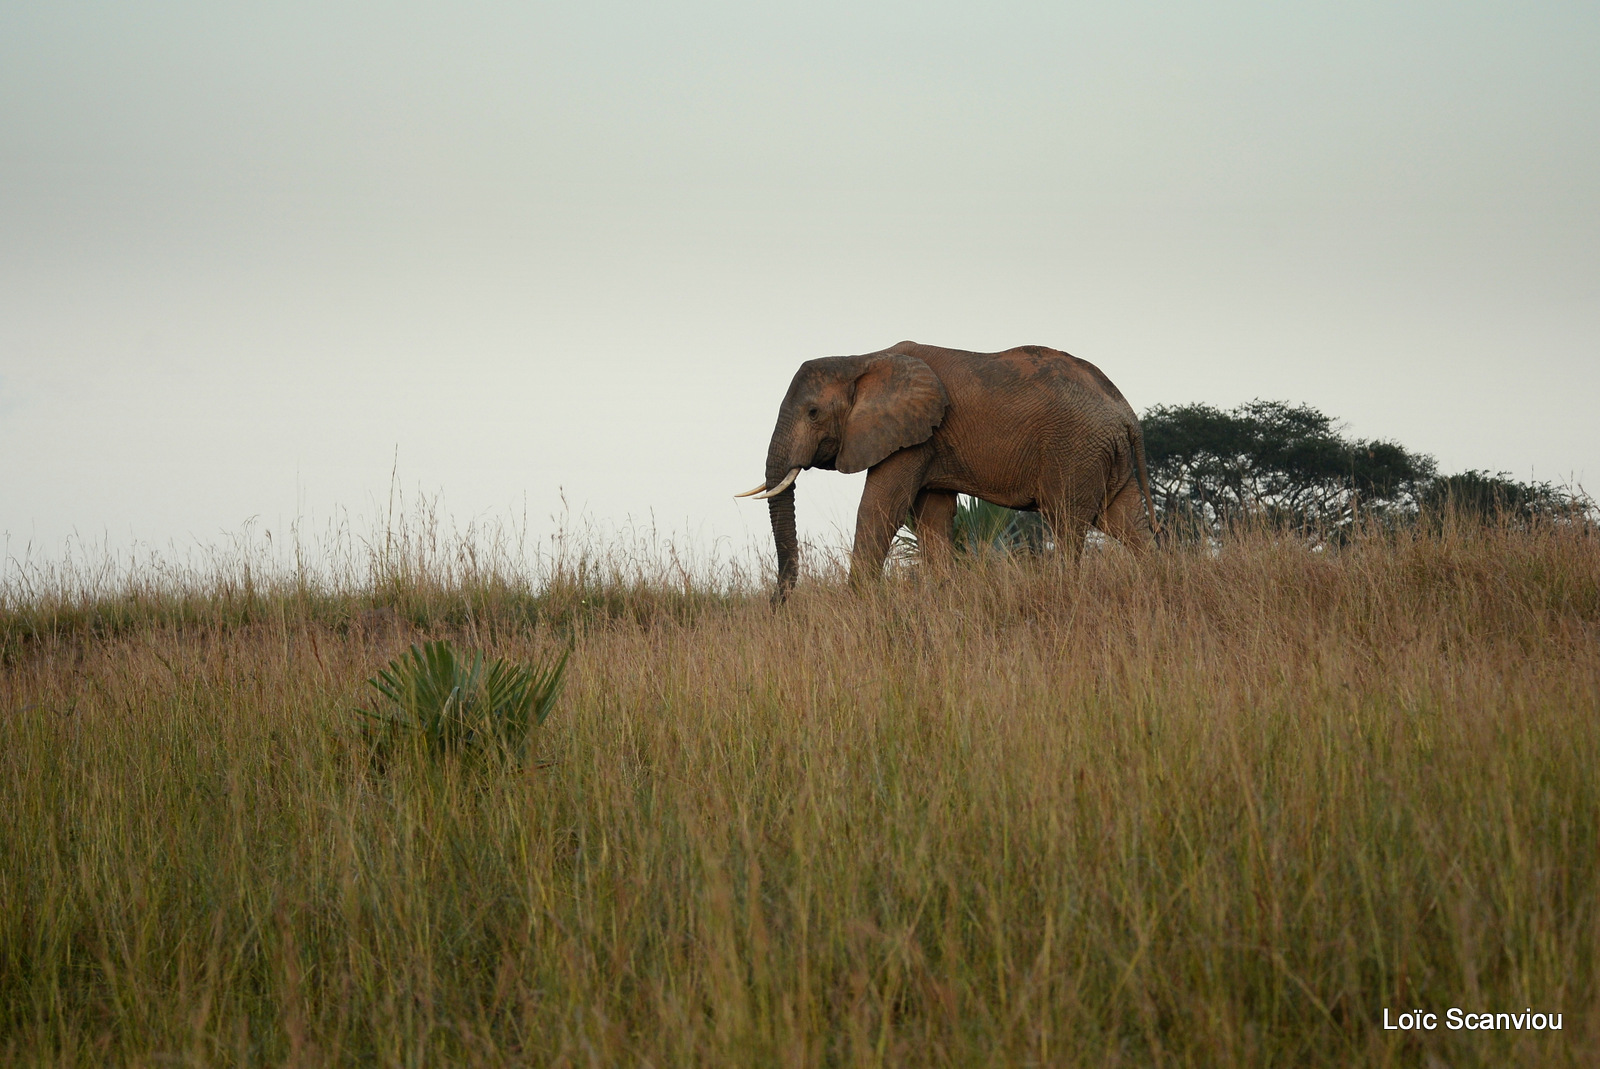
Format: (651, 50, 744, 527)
(1129, 423, 1161, 536)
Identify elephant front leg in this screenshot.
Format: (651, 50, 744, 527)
(850, 451, 926, 586)
(912, 489, 959, 569)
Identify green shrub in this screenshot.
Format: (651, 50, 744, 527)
(357, 639, 567, 765)
(951, 495, 1048, 554)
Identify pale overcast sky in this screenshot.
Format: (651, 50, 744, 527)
(3, 2, 1597, 574)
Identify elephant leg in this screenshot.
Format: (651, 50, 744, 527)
(1098, 478, 1153, 554)
(850, 451, 927, 585)
(1042, 501, 1095, 562)
(911, 489, 959, 567)
(1037, 459, 1101, 563)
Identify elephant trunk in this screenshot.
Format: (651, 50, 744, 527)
(765, 410, 806, 601)
(768, 490, 798, 601)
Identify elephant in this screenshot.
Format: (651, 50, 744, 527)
(737, 340, 1157, 598)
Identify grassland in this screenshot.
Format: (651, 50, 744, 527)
(2, 518, 1598, 1067)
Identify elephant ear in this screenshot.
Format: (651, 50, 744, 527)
(837, 354, 949, 474)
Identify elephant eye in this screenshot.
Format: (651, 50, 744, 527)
(807, 406, 819, 421)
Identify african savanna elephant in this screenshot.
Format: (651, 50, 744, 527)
(737, 341, 1157, 598)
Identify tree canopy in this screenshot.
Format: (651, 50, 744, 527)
(1141, 400, 1436, 537)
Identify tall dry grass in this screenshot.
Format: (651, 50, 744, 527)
(2, 517, 1597, 1066)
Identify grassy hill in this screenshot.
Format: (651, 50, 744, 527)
(2, 518, 1597, 1066)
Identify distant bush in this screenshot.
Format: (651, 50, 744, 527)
(1418, 469, 1588, 525)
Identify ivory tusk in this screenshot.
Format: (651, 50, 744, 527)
(753, 468, 800, 500)
(733, 481, 769, 498)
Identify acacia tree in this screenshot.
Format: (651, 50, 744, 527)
(1140, 400, 1435, 538)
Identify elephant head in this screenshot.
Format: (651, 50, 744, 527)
(737, 352, 949, 598)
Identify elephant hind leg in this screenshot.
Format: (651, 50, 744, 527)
(1097, 478, 1154, 554)
(1042, 502, 1094, 562)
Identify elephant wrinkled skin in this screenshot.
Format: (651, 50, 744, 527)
(741, 340, 1157, 599)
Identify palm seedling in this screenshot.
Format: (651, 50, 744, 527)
(893, 496, 1050, 562)
(951, 496, 1049, 555)
(357, 638, 568, 766)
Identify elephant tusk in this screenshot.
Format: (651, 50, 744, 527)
(753, 468, 800, 500)
(733, 481, 769, 498)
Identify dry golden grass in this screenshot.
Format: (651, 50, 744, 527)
(2, 518, 1598, 1066)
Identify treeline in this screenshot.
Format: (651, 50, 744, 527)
(1142, 400, 1591, 539)
(944, 401, 1593, 552)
